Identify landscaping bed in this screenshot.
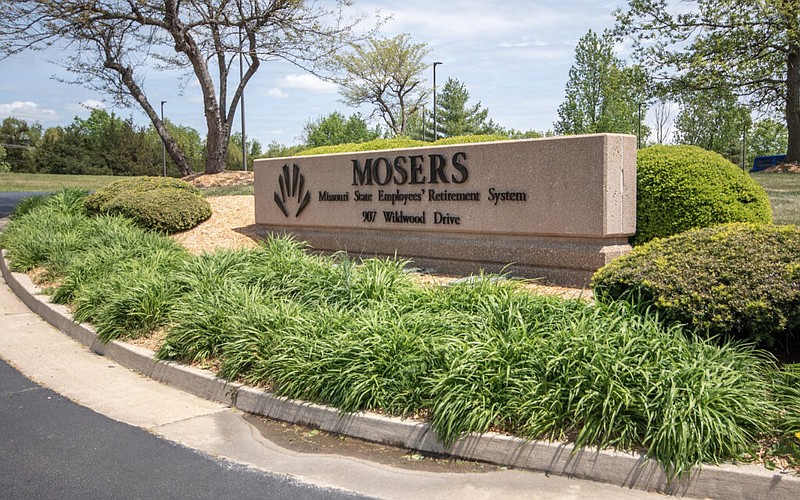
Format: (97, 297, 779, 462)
(3, 188, 799, 479)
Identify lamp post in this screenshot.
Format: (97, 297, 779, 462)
(433, 61, 442, 141)
(637, 101, 643, 150)
(160, 100, 167, 177)
(742, 126, 747, 171)
(239, 27, 247, 171)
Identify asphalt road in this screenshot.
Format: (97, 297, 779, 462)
(0, 358, 369, 500)
(0, 192, 50, 218)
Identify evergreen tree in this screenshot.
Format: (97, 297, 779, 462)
(435, 78, 496, 138)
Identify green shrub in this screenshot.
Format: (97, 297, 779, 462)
(592, 223, 800, 350)
(635, 145, 772, 245)
(103, 188, 212, 233)
(84, 176, 211, 233)
(297, 134, 516, 156)
(84, 176, 199, 212)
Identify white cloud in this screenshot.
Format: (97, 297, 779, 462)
(81, 99, 106, 110)
(279, 74, 337, 93)
(266, 88, 289, 98)
(0, 101, 58, 121)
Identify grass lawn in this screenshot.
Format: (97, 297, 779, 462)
(0, 173, 133, 192)
(751, 172, 800, 226)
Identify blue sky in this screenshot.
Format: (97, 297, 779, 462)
(0, 1, 627, 147)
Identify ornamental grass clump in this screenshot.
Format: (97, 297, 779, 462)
(69, 250, 186, 342)
(425, 298, 773, 477)
(1, 188, 91, 276)
(3, 190, 188, 341)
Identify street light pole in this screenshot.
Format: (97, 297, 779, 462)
(636, 102, 644, 149)
(239, 27, 247, 172)
(160, 100, 167, 177)
(637, 102, 643, 150)
(433, 61, 442, 141)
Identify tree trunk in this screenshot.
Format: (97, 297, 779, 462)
(786, 47, 800, 163)
(204, 119, 229, 174)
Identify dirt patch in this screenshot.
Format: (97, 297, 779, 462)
(763, 163, 800, 174)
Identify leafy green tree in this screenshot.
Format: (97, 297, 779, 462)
(263, 141, 305, 158)
(554, 30, 649, 136)
(336, 34, 430, 136)
(748, 118, 789, 168)
(226, 140, 244, 172)
(83, 109, 153, 176)
(616, 0, 800, 161)
(402, 108, 429, 141)
(674, 87, 751, 165)
(434, 78, 498, 138)
(34, 122, 103, 175)
(32, 109, 194, 176)
(228, 132, 263, 170)
(302, 111, 381, 148)
(0, 144, 10, 173)
(0, 1, 369, 175)
(0, 117, 42, 172)
(145, 121, 205, 176)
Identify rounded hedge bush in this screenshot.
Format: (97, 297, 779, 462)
(635, 145, 772, 245)
(84, 176, 200, 213)
(84, 176, 211, 233)
(592, 223, 800, 351)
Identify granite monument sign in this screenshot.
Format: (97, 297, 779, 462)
(253, 133, 636, 286)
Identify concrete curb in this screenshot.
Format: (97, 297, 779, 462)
(2, 253, 798, 499)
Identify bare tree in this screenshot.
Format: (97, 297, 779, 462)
(652, 99, 673, 145)
(0, 1, 369, 175)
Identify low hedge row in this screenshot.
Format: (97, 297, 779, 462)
(298, 134, 513, 156)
